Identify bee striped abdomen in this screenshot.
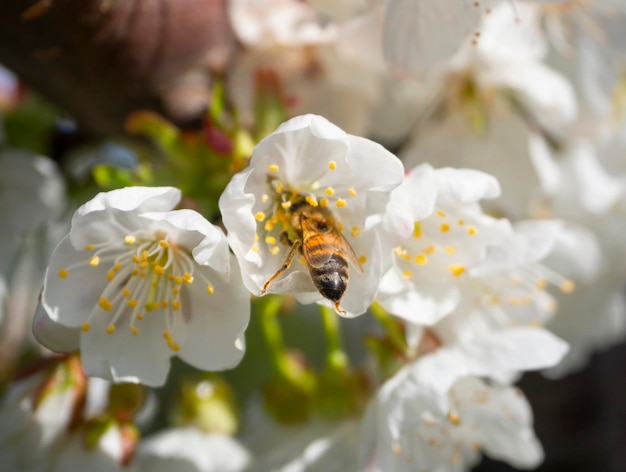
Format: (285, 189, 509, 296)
(301, 229, 350, 302)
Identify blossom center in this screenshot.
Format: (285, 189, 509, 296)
(57, 231, 215, 351)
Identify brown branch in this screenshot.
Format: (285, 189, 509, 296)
(0, 0, 235, 136)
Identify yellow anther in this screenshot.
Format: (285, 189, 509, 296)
(85, 244, 96, 251)
(183, 273, 194, 284)
(449, 264, 466, 277)
(151, 301, 160, 310)
(161, 300, 168, 308)
(535, 277, 548, 290)
(154, 265, 165, 275)
(445, 246, 456, 255)
(132, 269, 139, 276)
(255, 211, 266, 222)
(163, 330, 172, 340)
(328, 161, 337, 170)
(207, 284, 215, 295)
(305, 195, 318, 207)
(106, 324, 116, 334)
(436, 209, 446, 217)
(98, 297, 113, 312)
(113, 262, 122, 271)
(320, 198, 329, 207)
(560, 280, 576, 293)
(337, 222, 344, 231)
(127, 299, 138, 308)
(132, 255, 141, 264)
(139, 262, 149, 270)
(170, 342, 181, 352)
(402, 270, 413, 279)
(141, 250, 148, 261)
(265, 220, 275, 232)
(458, 219, 465, 226)
(131, 326, 139, 336)
(265, 236, 277, 245)
(271, 246, 280, 256)
(268, 164, 279, 172)
(125, 235, 136, 245)
(348, 187, 357, 197)
(171, 300, 181, 310)
(359, 255, 367, 265)
(325, 187, 335, 196)
(254, 233, 259, 242)
(413, 222, 422, 238)
(81, 322, 91, 332)
(281, 201, 292, 209)
(136, 313, 144, 320)
(415, 255, 428, 265)
(159, 240, 169, 248)
(424, 245, 436, 254)
(122, 288, 131, 298)
(351, 226, 360, 237)
(58, 268, 68, 279)
(440, 223, 450, 233)
(172, 286, 180, 295)
(336, 199, 346, 208)
(174, 275, 183, 285)
(168, 274, 175, 281)
(392, 445, 402, 455)
(467, 226, 477, 235)
(251, 245, 259, 253)
(89, 256, 100, 267)
(275, 182, 284, 193)
(261, 194, 269, 203)
(448, 412, 460, 425)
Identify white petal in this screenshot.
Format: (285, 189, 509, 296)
(434, 167, 501, 204)
(0, 150, 66, 236)
(42, 235, 111, 327)
(383, 0, 479, 76)
(32, 303, 80, 352)
(409, 327, 569, 404)
(73, 186, 180, 218)
(136, 428, 250, 472)
(177, 258, 250, 371)
(80, 302, 173, 387)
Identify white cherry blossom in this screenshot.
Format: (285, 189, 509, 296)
(399, 2, 577, 219)
(36, 187, 250, 387)
(227, 0, 423, 141)
(0, 357, 84, 471)
(219, 114, 405, 317)
(377, 164, 511, 325)
(383, 0, 565, 76)
(360, 327, 568, 471)
(529, 138, 626, 375)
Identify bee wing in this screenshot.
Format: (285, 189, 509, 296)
(301, 219, 363, 273)
(338, 230, 363, 274)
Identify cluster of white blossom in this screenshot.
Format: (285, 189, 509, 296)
(1, 0, 625, 471)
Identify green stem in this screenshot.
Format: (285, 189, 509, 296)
(258, 296, 291, 379)
(370, 302, 408, 353)
(320, 305, 348, 371)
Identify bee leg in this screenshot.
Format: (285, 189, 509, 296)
(261, 239, 302, 294)
(332, 301, 347, 316)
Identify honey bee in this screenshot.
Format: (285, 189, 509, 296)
(261, 201, 363, 315)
